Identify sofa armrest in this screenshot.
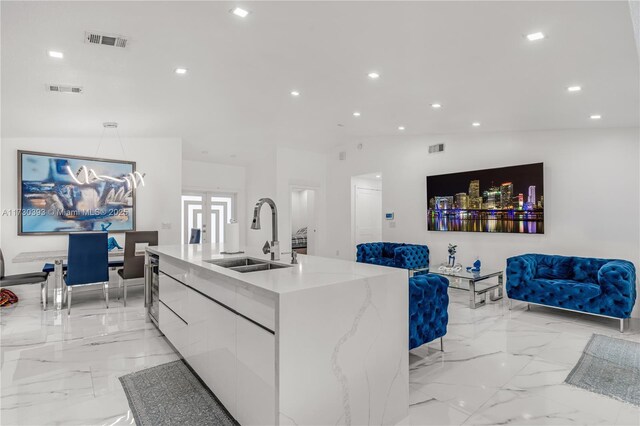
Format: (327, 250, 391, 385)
(409, 274, 449, 349)
(394, 245, 429, 270)
(356, 243, 382, 263)
(506, 255, 537, 292)
(598, 260, 636, 315)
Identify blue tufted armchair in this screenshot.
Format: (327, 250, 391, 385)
(356, 242, 429, 272)
(409, 274, 449, 350)
(507, 254, 636, 332)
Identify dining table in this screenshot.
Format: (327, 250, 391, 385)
(12, 249, 124, 310)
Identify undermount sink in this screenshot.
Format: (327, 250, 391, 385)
(205, 257, 292, 273)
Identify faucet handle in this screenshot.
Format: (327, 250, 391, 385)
(262, 240, 271, 254)
(291, 250, 298, 264)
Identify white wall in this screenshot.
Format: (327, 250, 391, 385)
(245, 148, 278, 251)
(182, 159, 247, 246)
(1, 137, 182, 274)
(275, 147, 327, 254)
(327, 128, 640, 317)
(244, 147, 328, 256)
(290, 189, 308, 233)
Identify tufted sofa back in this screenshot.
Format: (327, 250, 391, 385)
(531, 254, 615, 284)
(356, 242, 429, 270)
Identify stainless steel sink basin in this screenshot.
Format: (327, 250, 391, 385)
(205, 257, 292, 273)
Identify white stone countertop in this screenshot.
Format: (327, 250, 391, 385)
(147, 244, 405, 296)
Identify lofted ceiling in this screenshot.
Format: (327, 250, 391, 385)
(2, 1, 639, 165)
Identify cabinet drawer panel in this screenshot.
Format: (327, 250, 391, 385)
(236, 286, 276, 331)
(159, 273, 189, 323)
(159, 301, 188, 356)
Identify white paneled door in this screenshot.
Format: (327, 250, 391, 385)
(182, 192, 236, 245)
(354, 186, 382, 245)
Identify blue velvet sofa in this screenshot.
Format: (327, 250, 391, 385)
(409, 274, 449, 350)
(356, 242, 429, 272)
(506, 254, 636, 331)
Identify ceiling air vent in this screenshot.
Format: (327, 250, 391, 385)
(47, 84, 83, 94)
(428, 143, 445, 154)
(84, 31, 128, 48)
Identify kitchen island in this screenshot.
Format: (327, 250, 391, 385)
(147, 244, 408, 426)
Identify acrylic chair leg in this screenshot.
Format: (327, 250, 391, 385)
(440, 337, 444, 352)
(105, 282, 109, 309)
(508, 300, 512, 310)
(67, 286, 72, 315)
(527, 304, 531, 311)
(117, 276, 121, 300)
(123, 279, 127, 308)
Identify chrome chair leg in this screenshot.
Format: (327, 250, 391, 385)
(104, 282, 109, 309)
(67, 286, 72, 315)
(620, 318, 625, 333)
(117, 276, 121, 300)
(41, 279, 47, 310)
(508, 299, 512, 310)
(527, 304, 531, 311)
(123, 279, 127, 308)
(440, 337, 444, 352)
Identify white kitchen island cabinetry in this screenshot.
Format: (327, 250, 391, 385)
(150, 244, 408, 426)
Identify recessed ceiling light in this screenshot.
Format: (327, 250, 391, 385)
(231, 7, 249, 18)
(398, 126, 405, 131)
(375, 175, 381, 178)
(48, 50, 64, 59)
(431, 103, 442, 109)
(526, 32, 545, 41)
(290, 90, 300, 97)
(175, 68, 188, 75)
(368, 72, 380, 79)
(472, 122, 481, 127)
(567, 85, 582, 92)
(590, 114, 602, 120)
(353, 111, 361, 117)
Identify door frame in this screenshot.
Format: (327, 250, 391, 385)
(288, 184, 320, 255)
(351, 178, 383, 257)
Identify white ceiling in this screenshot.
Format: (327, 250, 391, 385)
(2, 1, 638, 165)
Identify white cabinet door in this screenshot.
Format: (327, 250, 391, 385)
(236, 317, 276, 426)
(188, 289, 238, 418)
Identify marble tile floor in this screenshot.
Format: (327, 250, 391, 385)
(1, 283, 639, 425)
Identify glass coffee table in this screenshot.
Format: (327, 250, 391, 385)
(431, 266, 504, 309)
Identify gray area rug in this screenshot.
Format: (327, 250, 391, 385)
(565, 334, 640, 406)
(119, 360, 238, 426)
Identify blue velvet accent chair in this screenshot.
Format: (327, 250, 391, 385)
(506, 254, 636, 331)
(64, 232, 110, 315)
(409, 274, 449, 350)
(356, 242, 429, 272)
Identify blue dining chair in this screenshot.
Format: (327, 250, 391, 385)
(64, 232, 110, 315)
(189, 228, 201, 244)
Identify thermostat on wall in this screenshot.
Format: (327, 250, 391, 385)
(385, 212, 394, 220)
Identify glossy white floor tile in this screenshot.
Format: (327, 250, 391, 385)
(1, 283, 639, 425)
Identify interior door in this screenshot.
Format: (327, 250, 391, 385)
(354, 186, 382, 245)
